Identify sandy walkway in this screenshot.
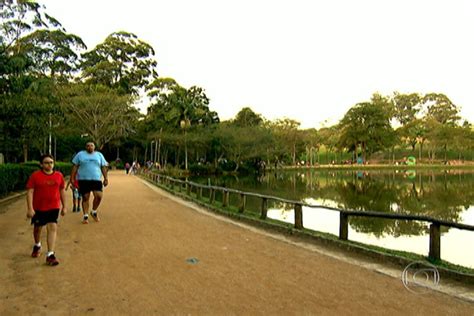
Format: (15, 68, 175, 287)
(0, 171, 473, 315)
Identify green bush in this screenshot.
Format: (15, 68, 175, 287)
(0, 162, 72, 198)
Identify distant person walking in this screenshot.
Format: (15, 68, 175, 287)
(26, 154, 66, 266)
(125, 162, 131, 174)
(67, 173, 82, 213)
(70, 142, 109, 224)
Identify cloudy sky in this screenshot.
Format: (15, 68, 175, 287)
(42, 0, 474, 128)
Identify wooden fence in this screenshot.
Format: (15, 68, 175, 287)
(142, 172, 474, 262)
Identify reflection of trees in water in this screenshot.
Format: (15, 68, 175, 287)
(311, 170, 473, 237)
(190, 170, 474, 237)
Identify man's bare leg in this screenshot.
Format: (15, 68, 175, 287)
(82, 192, 91, 223)
(45, 222, 59, 265)
(46, 223, 57, 253)
(90, 191, 103, 222)
(31, 225, 43, 257)
(33, 225, 42, 244)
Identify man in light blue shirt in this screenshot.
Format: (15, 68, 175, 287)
(70, 142, 108, 224)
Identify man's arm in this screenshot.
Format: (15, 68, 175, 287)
(69, 165, 78, 189)
(101, 166, 108, 187)
(26, 189, 35, 218)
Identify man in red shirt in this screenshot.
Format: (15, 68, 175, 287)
(26, 154, 67, 266)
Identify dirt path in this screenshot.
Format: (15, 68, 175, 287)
(0, 171, 473, 315)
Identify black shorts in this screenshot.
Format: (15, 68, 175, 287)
(78, 180, 103, 195)
(31, 209, 60, 226)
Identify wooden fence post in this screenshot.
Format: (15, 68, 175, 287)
(294, 204, 303, 229)
(239, 193, 246, 213)
(197, 187, 202, 199)
(222, 190, 229, 207)
(210, 188, 215, 204)
(260, 198, 268, 220)
(339, 212, 348, 240)
(429, 222, 441, 260)
(186, 183, 191, 195)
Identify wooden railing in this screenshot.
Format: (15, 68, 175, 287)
(142, 172, 474, 262)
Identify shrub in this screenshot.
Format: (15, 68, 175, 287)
(0, 162, 72, 198)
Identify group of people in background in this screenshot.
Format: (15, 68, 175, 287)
(125, 161, 140, 175)
(25, 141, 108, 266)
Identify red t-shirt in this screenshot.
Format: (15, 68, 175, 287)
(26, 170, 65, 211)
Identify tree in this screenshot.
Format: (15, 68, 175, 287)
(211, 123, 273, 172)
(17, 29, 86, 79)
(232, 107, 263, 127)
(396, 118, 425, 151)
(0, 1, 63, 52)
(425, 118, 460, 162)
(338, 97, 396, 161)
(60, 83, 140, 149)
(0, 0, 84, 161)
(392, 92, 421, 126)
(147, 78, 219, 128)
(81, 31, 158, 95)
(319, 126, 340, 164)
(146, 78, 219, 170)
(271, 118, 301, 165)
(422, 93, 460, 126)
(301, 128, 321, 166)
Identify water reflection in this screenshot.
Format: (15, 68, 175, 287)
(190, 169, 474, 267)
(193, 170, 474, 225)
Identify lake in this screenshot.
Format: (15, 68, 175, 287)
(190, 169, 474, 268)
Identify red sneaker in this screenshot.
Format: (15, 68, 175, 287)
(31, 245, 41, 258)
(46, 254, 59, 266)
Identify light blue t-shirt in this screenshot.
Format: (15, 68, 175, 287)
(72, 151, 108, 181)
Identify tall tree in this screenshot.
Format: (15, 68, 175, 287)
(392, 92, 421, 126)
(301, 128, 320, 166)
(0, 0, 84, 161)
(422, 93, 460, 126)
(60, 83, 140, 149)
(338, 99, 396, 161)
(232, 107, 263, 127)
(17, 29, 86, 79)
(271, 118, 301, 165)
(81, 31, 158, 95)
(147, 78, 219, 170)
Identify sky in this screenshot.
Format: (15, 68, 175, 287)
(41, 0, 474, 128)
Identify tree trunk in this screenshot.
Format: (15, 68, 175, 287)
(23, 143, 28, 163)
(144, 144, 148, 165)
(419, 142, 422, 161)
(444, 144, 447, 163)
(184, 129, 188, 171)
(362, 142, 366, 162)
(292, 143, 296, 165)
